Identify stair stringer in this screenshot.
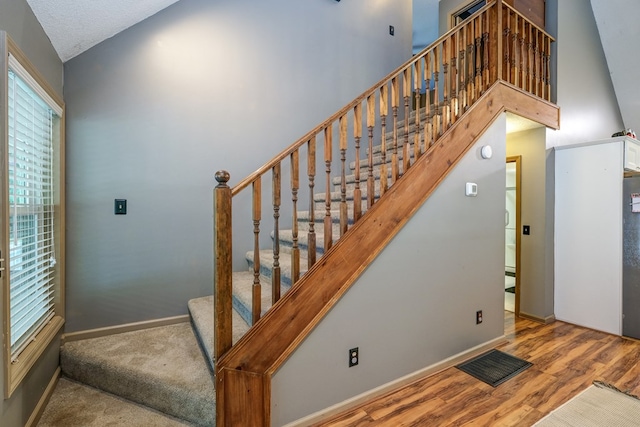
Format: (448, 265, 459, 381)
(215, 81, 560, 427)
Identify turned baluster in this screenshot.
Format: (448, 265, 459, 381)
(460, 25, 468, 112)
(367, 94, 375, 209)
(307, 137, 317, 268)
(483, 13, 490, 90)
(272, 163, 281, 304)
(214, 170, 232, 362)
(503, 24, 511, 82)
(433, 45, 441, 138)
(324, 127, 333, 252)
(519, 18, 526, 90)
(402, 69, 411, 174)
(511, 13, 518, 87)
(252, 178, 262, 324)
(379, 85, 389, 195)
(391, 78, 400, 180)
(290, 150, 300, 283)
(450, 32, 459, 125)
(545, 37, 551, 101)
(467, 23, 476, 104)
(442, 38, 450, 132)
(527, 24, 534, 93)
(413, 61, 423, 158)
(475, 17, 483, 98)
(353, 103, 363, 222)
(425, 52, 434, 147)
(533, 32, 540, 97)
(339, 115, 348, 236)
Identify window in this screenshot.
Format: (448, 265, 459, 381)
(452, 0, 487, 26)
(2, 35, 65, 398)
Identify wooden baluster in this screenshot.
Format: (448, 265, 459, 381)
(366, 94, 375, 209)
(425, 52, 433, 147)
(433, 44, 441, 138)
(546, 37, 552, 101)
(458, 28, 466, 114)
(379, 85, 389, 195)
(483, 12, 490, 91)
(450, 31, 459, 125)
(519, 17, 526, 90)
(339, 115, 348, 236)
(214, 170, 232, 362)
(413, 60, 423, 158)
(475, 16, 483, 98)
(324, 126, 333, 252)
(272, 163, 281, 304)
(353, 104, 363, 222)
(391, 77, 400, 180)
(467, 23, 475, 105)
(533, 31, 543, 96)
(307, 137, 317, 268)
(511, 13, 518, 87)
(252, 178, 261, 324)
(402, 69, 411, 174)
(442, 38, 450, 132)
(527, 23, 533, 94)
(290, 151, 300, 284)
(503, 13, 511, 82)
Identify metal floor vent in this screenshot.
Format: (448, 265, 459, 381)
(456, 349, 532, 387)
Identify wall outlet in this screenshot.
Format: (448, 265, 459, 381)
(476, 310, 483, 324)
(349, 347, 359, 367)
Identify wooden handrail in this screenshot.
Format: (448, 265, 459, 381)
(214, 1, 557, 423)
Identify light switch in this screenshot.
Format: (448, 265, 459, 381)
(115, 199, 127, 215)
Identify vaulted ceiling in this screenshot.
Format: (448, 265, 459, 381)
(22, 0, 638, 134)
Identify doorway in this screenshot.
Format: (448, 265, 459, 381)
(505, 156, 521, 315)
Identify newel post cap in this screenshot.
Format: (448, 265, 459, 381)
(215, 170, 230, 187)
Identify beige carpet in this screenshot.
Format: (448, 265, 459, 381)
(37, 378, 194, 427)
(534, 382, 640, 426)
(60, 322, 214, 426)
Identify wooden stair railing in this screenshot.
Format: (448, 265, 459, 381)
(213, 1, 557, 425)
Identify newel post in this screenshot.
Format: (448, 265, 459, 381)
(214, 170, 232, 363)
(490, 0, 503, 84)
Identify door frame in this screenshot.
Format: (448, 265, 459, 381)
(506, 156, 522, 316)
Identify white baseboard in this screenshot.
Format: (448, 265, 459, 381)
(25, 367, 60, 427)
(284, 335, 507, 427)
(519, 311, 555, 324)
(61, 315, 190, 344)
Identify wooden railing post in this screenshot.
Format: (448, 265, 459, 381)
(214, 170, 232, 363)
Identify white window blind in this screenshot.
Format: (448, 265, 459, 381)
(7, 58, 59, 360)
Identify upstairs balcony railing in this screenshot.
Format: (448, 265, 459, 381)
(213, 0, 554, 364)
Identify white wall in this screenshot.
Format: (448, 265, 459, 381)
(271, 115, 507, 426)
(63, 0, 413, 331)
(554, 139, 623, 335)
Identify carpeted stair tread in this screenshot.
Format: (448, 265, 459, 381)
(188, 293, 250, 367)
(60, 323, 214, 426)
(37, 378, 195, 427)
(231, 271, 293, 326)
(245, 249, 309, 287)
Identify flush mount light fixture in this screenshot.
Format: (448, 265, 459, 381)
(480, 145, 493, 159)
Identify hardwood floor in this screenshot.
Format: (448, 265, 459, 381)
(314, 312, 640, 426)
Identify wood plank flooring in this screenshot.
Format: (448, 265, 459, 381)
(314, 312, 640, 426)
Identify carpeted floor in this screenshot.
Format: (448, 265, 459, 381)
(37, 378, 195, 427)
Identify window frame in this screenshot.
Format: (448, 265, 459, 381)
(0, 33, 65, 399)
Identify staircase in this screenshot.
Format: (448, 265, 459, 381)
(37, 2, 559, 426)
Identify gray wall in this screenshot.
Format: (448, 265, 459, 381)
(63, 0, 413, 332)
(272, 115, 507, 426)
(0, 1, 63, 425)
(413, 0, 439, 53)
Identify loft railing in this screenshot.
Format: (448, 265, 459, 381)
(213, 0, 553, 363)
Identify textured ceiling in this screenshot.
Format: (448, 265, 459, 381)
(26, 0, 181, 62)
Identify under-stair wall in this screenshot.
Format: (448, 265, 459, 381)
(272, 114, 508, 426)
